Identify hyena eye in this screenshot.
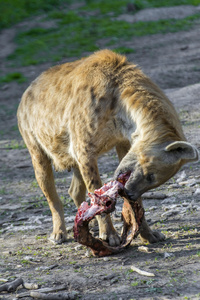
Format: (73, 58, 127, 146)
(146, 173, 155, 183)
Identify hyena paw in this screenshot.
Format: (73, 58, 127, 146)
(49, 230, 68, 244)
(100, 231, 121, 247)
(140, 230, 166, 244)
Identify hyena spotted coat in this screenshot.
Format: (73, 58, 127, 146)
(17, 50, 199, 246)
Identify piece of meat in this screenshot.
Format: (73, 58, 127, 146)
(73, 174, 144, 257)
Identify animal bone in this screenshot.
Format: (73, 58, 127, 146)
(73, 173, 144, 256)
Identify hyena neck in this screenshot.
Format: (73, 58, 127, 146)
(119, 72, 186, 147)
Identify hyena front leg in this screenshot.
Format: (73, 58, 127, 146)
(77, 157, 121, 247)
(137, 198, 166, 243)
(24, 135, 67, 244)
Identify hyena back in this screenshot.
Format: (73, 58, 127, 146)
(17, 50, 199, 245)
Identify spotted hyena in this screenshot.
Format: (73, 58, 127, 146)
(17, 50, 199, 246)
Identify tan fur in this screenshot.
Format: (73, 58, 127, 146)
(17, 50, 198, 245)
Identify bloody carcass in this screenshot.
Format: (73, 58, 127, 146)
(73, 173, 144, 257)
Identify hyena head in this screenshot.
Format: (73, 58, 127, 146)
(115, 141, 199, 200)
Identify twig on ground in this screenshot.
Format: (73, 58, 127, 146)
(16, 284, 67, 298)
(30, 291, 79, 300)
(22, 282, 40, 290)
(131, 266, 155, 277)
(0, 277, 23, 292)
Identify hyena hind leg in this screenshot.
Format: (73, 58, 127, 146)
(25, 135, 67, 244)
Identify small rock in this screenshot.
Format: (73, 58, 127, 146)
(161, 197, 176, 204)
(163, 204, 182, 211)
(164, 252, 174, 259)
(111, 277, 118, 284)
(104, 274, 116, 280)
(182, 202, 189, 207)
(101, 173, 108, 179)
(66, 225, 73, 232)
(176, 170, 186, 183)
(178, 178, 197, 186)
(103, 257, 110, 261)
(66, 216, 75, 223)
(24, 256, 34, 261)
(138, 246, 149, 253)
(194, 188, 200, 195)
(161, 209, 179, 218)
(149, 206, 157, 211)
(84, 249, 91, 258)
(74, 244, 83, 251)
(169, 183, 181, 189)
(143, 192, 167, 199)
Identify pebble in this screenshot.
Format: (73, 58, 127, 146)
(103, 274, 116, 280)
(161, 209, 179, 218)
(161, 197, 176, 204)
(149, 206, 157, 211)
(66, 225, 73, 232)
(163, 204, 182, 211)
(111, 277, 119, 284)
(143, 192, 167, 199)
(178, 178, 197, 186)
(194, 188, 200, 195)
(138, 246, 149, 253)
(168, 183, 181, 189)
(164, 252, 174, 259)
(182, 202, 190, 207)
(84, 249, 91, 258)
(74, 244, 83, 251)
(66, 216, 75, 223)
(176, 170, 186, 183)
(103, 257, 110, 261)
(24, 256, 34, 261)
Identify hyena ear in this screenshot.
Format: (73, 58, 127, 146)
(164, 141, 199, 162)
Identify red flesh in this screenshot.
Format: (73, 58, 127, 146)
(73, 172, 144, 257)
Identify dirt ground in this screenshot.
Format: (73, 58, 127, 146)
(0, 5, 200, 300)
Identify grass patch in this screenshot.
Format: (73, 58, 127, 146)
(1, 0, 199, 30)
(0, 72, 27, 84)
(0, 0, 72, 29)
(8, 13, 200, 66)
(113, 47, 136, 54)
(133, 0, 200, 10)
(83, 0, 131, 15)
(2, 140, 26, 150)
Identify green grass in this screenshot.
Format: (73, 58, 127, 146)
(113, 47, 136, 54)
(0, 0, 72, 29)
(1, 0, 199, 30)
(1, 0, 200, 66)
(0, 72, 27, 84)
(133, 0, 200, 10)
(8, 12, 200, 66)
